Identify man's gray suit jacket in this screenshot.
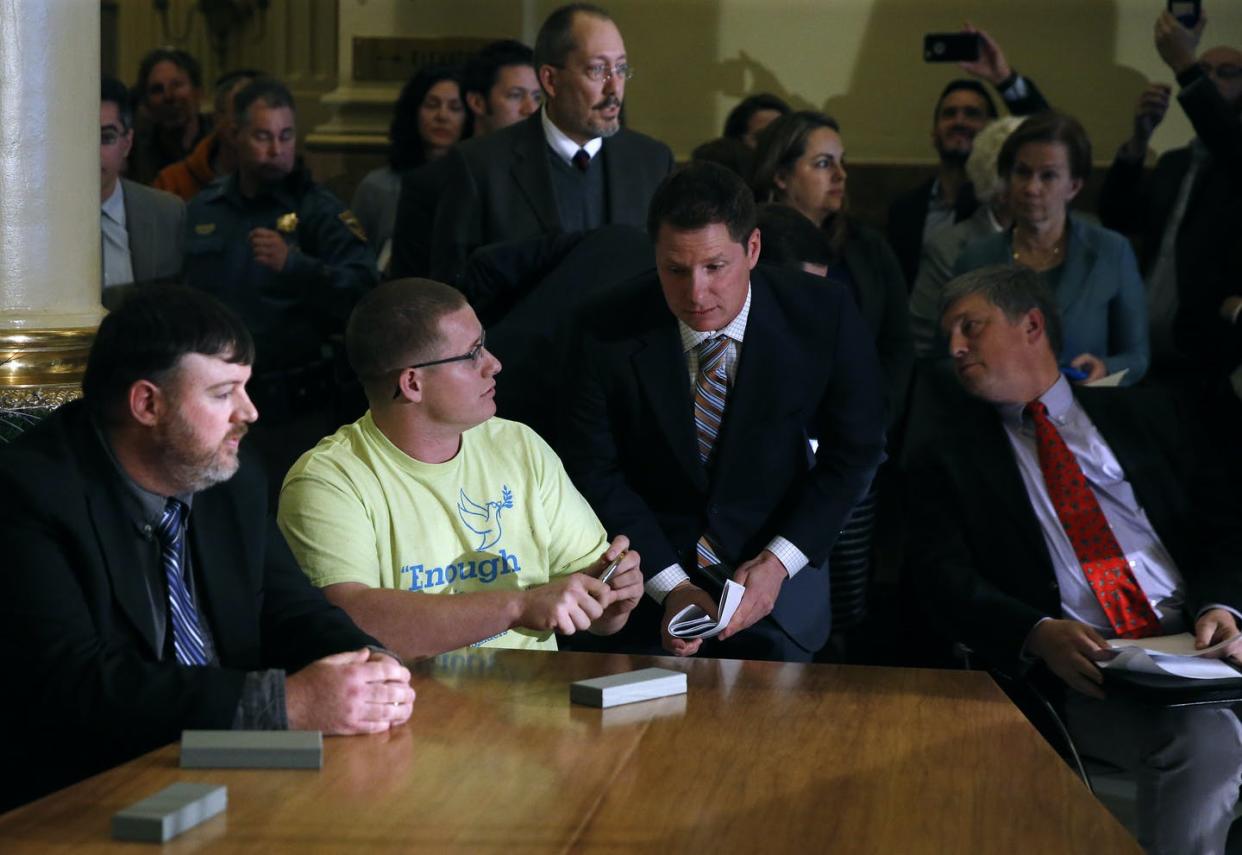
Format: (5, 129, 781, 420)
(121, 177, 185, 283)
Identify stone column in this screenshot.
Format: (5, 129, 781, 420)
(0, 0, 103, 436)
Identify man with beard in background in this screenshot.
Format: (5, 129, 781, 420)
(427, 3, 674, 283)
(886, 27, 1049, 287)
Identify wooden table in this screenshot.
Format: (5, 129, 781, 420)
(0, 650, 1139, 854)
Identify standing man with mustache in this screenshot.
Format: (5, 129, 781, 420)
(428, 3, 674, 284)
(887, 26, 1049, 289)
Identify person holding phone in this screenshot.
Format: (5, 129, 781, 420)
(1099, 9, 1242, 382)
(954, 111, 1150, 386)
(887, 24, 1050, 288)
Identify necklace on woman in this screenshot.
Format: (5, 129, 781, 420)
(1012, 230, 1065, 270)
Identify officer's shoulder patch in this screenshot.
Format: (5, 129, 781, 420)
(339, 210, 367, 243)
(194, 223, 216, 236)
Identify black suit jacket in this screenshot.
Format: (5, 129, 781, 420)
(561, 266, 888, 652)
(388, 157, 452, 279)
(461, 225, 655, 445)
(905, 377, 1242, 674)
(1098, 65, 1242, 369)
(0, 401, 378, 809)
(841, 222, 913, 427)
(428, 113, 674, 282)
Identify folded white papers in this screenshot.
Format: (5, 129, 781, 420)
(668, 579, 745, 639)
(1085, 368, 1129, 387)
(1101, 632, 1241, 680)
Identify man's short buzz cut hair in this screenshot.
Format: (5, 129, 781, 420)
(940, 264, 1063, 357)
(534, 3, 612, 72)
(646, 161, 757, 245)
(233, 77, 296, 129)
(213, 68, 263, 115)
(82, 283, 255, 423)
(346, 278, 468, 389)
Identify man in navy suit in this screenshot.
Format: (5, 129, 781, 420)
(562, 162, 887, 662)
(907, 264, 1242, 855)
(428, 3, 673, 283)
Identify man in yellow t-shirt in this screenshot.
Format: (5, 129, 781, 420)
(278, 278, 642, 658)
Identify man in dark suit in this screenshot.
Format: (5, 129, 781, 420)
(886, 27, 1048, 288)
(1099, 13, 1242, 376)
(428, 3, 674, 283)
(561, 162, 887, 662)
(0, 286, 414, 812)
(456, 225, 654, 444)
(389, 39, 542, 280)
(906, 265, 1242, 855)
(100, 76, 184, 305)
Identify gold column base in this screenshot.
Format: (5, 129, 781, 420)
(0, 327, 96, 410)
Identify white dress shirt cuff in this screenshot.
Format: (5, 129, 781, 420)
(1197, 604, 1242, 625)
(646, 565, 691, 604)
(998, 74, 1029, 102)
(1019, 616, 1054, 663)
(766, 537, 808, 578)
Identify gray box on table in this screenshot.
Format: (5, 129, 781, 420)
(112, 782, 227, 843)
(180, 730, 323, 769)
(570, 667, 688, 708)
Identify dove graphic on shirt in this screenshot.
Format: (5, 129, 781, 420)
(457, 485, 514, 551)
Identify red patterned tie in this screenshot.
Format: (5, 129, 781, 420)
(1025, 401, 1160, 638)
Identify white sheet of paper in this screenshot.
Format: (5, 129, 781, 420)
(1108, 632, 1237, 658)
(1102, 633, 1241, 680)
(668, 579, 745, 639)
(1100, 647, 1241, 679)
(1085, 368, 1129, 387)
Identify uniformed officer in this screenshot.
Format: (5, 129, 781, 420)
(184, 77, 378, 486)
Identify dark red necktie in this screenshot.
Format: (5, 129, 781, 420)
(572, 149, 590, 172)
(1025, 401, 1161, 638)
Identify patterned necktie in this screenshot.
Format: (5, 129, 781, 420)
(694, 336, 731, 569)
(572, 149, 591, 172)
(694, 336, 731, 466)
(158, 499, 210, 665)
(1025, 402, 1161, 638)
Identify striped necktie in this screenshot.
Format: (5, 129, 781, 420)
(694, 336, 731, 569)
(158, 499, 210, 665)
(694, 336, 731, 466)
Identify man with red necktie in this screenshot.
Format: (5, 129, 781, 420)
(907, 263, 1242, 855)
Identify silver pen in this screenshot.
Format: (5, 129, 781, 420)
(599, 550, 627, 584)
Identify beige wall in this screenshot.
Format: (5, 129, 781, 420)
(337, 0, 1242, 164)
(109, 0, 338, 140)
